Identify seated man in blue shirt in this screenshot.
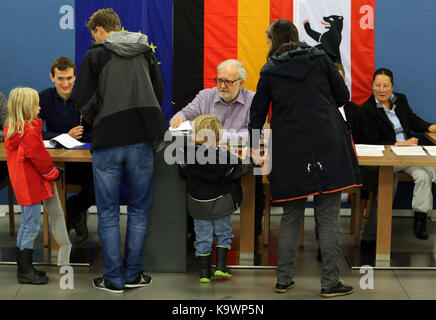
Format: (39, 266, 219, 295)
(39, 56, 94, 244)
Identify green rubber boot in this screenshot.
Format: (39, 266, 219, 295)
(214, 246, 231, 278)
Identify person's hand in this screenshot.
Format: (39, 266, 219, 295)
(54, 167, 64, 182)
(395, 137, 419, 146)
(250, 148, 264, 165)
(170, 117, 185, 128)
(428, 124, 436, 132)
(67, 125, 84, 140)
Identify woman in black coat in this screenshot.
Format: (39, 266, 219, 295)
(362, 68, 436, 240)
(248, 19, 361, 298)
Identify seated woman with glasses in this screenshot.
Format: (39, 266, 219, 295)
(362, 68, 436, 240)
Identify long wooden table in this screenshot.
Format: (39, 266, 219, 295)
(0, 142, 256, 265)
(358, 146, 436, 266)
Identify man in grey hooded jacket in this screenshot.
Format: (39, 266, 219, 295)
(76, 8, 167, 293)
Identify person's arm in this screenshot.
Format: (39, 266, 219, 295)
(248, 73, 271, 148)
(170, 90, 208, 127)
(399, 94, 432, 133)
(81, 117, 93, 142)
(76, 49, 103, 127)
(326, 57, 350, 107)
(38, 92, 64, 140)
(23, 130, 59, 181)
(148, 52, 165, 105)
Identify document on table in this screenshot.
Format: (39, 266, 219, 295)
(355, 144, 385, 157)
(423, 145, 436, 156)
(44, 134, 84, 149)
(390, 145, 427, 156)
(169, 120, 192, 132)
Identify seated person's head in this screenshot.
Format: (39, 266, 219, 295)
(192, 114, 223, 146)
(372, 68, 394, 105)
(50, 57, 76, 101)
(215, 59, 246, 104)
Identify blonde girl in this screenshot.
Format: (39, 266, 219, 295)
(5, 87, 71, 284)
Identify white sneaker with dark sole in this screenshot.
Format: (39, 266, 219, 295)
(92, 277, 123, 294)
(124, 272, 152, 288)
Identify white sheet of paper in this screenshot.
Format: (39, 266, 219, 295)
(169, 120, 192, 132)
(390, 145, 427, 156)
(47, 134, 84, 149)
(423, 145, 436, 156)
(355, 144, 385, 157)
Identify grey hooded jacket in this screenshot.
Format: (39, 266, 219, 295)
(75, 31, 167, 150)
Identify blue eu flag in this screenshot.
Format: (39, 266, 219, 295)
(75, 0, 173, 122)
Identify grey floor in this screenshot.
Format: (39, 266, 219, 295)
(1, 210, 436, 300)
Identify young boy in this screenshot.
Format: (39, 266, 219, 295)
(180, 114, 253, 283)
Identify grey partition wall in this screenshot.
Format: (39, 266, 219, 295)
(143, 144, 187, 272)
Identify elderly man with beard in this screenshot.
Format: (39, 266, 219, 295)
(170, 59, 266, 258)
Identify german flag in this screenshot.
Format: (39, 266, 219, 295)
(173, 0, 374, 115)
(173, 0, 271, 115)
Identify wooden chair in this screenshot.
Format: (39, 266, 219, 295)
(0, 177, 15, 235)
(43, 183, 81, 247)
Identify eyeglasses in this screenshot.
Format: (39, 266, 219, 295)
(373, 83, 392, 91)
(214, 78, 241, 86)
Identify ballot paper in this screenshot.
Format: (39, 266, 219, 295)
(44, 134, 84, 149)
(169, 120, 192, 132)
(355, 144, 385, 157)
(390, 145, 427, 156)
(423, 145, 436, 156)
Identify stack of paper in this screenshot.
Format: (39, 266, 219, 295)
(423, 146, 436, 156)
(355, 144, 385, 157)
(390, 145, 427, 156)
(44, 134, 84, 149)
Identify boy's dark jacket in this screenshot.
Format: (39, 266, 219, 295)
(179, 144, 253, 220)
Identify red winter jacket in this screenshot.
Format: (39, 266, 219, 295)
(4, 119, 59, 206)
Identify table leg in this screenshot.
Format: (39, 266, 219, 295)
(239, 171, 255, 264)
(376, 166, 393, 267)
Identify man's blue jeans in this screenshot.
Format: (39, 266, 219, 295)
(193, 215, 234, 256)
(92, 142, 154, 289)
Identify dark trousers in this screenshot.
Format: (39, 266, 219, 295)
(66, 162, 95, 226)
(255, 174, 265, 238)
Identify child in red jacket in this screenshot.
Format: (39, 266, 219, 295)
(4, 87, 71, 284)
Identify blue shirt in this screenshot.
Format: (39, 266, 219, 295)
(376, 94, 406, 142)
(38, 87, 92, 142)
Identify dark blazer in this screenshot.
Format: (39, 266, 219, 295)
(362, 93, 431, 145)
(343, 101, 371, 144)
(249, 43, 361, 202)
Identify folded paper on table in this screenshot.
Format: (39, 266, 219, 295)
(44, 134, 85, 149)
(355, 144, 385, 157)
(423, 145, 436, 156)
(390, 145, 427, 156)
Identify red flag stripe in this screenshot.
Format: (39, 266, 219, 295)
(203, 0, 238, 89)
(351, 1, 375, 104)
(270, 0, 293, 23)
